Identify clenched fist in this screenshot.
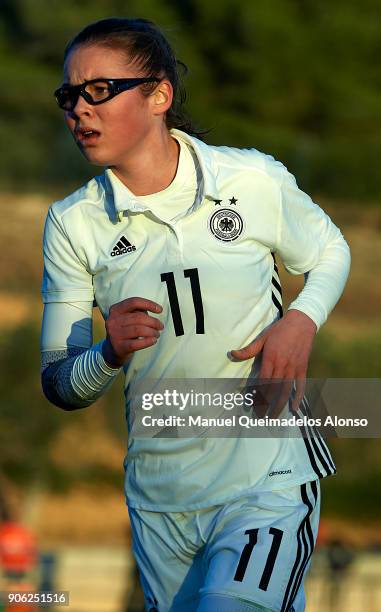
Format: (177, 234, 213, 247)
(102, 297, 164, 368)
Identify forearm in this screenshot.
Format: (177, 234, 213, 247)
(41, 301, 121, 410)
(41, 341, 121, 410)
(287, 235, 351, 330)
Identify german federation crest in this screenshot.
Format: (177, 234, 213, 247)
(208, 208, 244, 242)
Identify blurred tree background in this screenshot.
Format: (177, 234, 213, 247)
(0, 0, 380, 542)
(1, 0, 380, 198)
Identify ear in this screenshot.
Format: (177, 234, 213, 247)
(151, 79, 173, 116)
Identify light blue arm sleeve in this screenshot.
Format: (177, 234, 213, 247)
(41, 302, 121, 410)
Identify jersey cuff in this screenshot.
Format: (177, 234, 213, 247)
(97, 341, 122, 374)
(69, 340, 122, 401)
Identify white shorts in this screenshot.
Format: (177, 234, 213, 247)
(128, 480, 320, 612)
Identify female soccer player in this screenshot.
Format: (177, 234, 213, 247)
(41, 17, 350, 612)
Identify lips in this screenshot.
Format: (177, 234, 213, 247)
(75, 126, 101, 144)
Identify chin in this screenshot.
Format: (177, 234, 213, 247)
(79, 148, 111, 167)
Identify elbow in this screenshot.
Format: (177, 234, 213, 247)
(338, 231, 351, 261)
(323, 233, 351, 277)
(339, 235, 351, 281)
(41, 370, 91, 411)
(41, 376, 82, 411)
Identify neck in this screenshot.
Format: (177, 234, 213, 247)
(110, 129, 180, 196)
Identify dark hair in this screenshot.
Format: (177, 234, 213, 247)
(64, 17, 202, 137)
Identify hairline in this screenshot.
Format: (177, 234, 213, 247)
(62, 42, 162, 88)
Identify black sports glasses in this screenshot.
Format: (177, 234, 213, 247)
(54, 77, 160, 111)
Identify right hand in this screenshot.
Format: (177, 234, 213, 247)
(102, 297, 163, 368)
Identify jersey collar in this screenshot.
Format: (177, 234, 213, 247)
(105, 168, 151, 222)
(105, 129, 220, 222)
(170, 129, 219, 202)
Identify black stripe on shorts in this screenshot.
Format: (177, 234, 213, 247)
(280, 482, 318, 612)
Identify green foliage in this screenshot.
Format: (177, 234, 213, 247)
(309, 327, 381, 518)
(321, 440, 381, 520)
(310, 329, 381, 519)
(0, 0, 380, 198)
(310, 330, 381, 377)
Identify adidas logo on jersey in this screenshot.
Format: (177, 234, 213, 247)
(110, 235, 136, 257)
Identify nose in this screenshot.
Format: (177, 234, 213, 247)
(69, 92, 94, 118)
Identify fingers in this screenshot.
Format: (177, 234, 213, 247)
(253, 378, 298, 420)
(291, 375, 306, 412)
(255, 367, 307, 419)
(109, 311, 164, 331)
(232, 316, 313, 421)
(230, 338, 265, 362)
(258, 355, 274, 380)
(232, 337, 291, 417)
(119, 324, 161, 340)
(114, 335, 159, 354)
(105, 297, 164, 367)
(268, 378, 294, 418)
(247, 345, 307, 419)
(109, 297, 162, 316)
(267, 372, 307, 419)
(105, 317, 160, 344)
(260, 356, 304, 416)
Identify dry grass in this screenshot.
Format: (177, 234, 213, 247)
(0, 292, 31, 328)
(50, 413, 125, 472)
(34, 485, 130, 546)
(0, 194, 49, 294)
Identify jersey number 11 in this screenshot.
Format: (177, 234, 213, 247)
(161, 268, 204, 336)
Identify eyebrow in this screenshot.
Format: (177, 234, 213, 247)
(60, 78, 105, 88)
